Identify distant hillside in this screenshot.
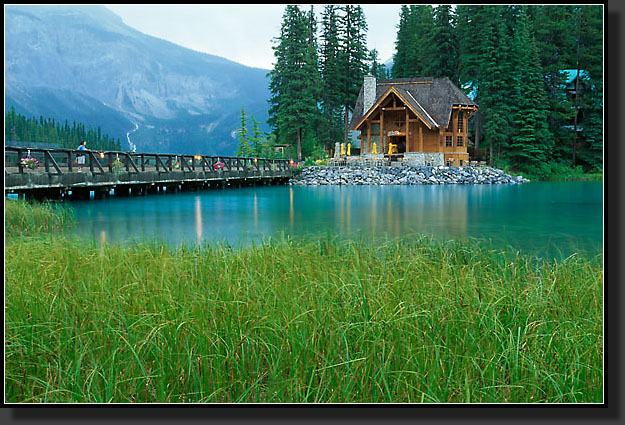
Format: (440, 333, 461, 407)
(383, 57, 394, 72)
(5, 5, 272, 155)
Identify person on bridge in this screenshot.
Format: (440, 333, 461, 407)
(77, 140, 87, 171)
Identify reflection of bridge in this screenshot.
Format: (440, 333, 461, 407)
(5, 147, 294, 200)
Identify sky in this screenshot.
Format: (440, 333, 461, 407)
(105, 4, 403, 70)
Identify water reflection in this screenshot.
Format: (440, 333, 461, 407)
(63, 182, 602, 258)
(253, 193, 258, 229)
(195, 196, 202, 242)
(289, 187, 294, 229)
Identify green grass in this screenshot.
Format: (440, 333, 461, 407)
(5, 200, 603, 403)
(5, 198, 74, 238)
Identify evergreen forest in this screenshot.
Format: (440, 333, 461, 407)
(5, 107, 123, 151)
(265, 4, 603, 179)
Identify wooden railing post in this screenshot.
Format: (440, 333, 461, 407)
(17, 149, 24, 174)
(44, 149, 50, 173)
(45, 150, 63, 174)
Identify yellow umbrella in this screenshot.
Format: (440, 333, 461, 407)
(372, 143, 377, 155)
(340, 143, 345, 156)
(347, 143, 351, 156)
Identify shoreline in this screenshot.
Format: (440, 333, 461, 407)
(290, 165, 530, 186)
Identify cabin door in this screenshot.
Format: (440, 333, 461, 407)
(390, 135, 406, 154)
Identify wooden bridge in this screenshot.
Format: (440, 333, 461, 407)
(5, 147, 295, 200)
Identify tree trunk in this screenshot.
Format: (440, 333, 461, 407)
(344, 106, 349, 145)
(572, 65, 580, 166)
(474, 111, 480, 151)
(297, 127, 302, 162)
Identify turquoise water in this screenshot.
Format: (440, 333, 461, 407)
(64, 181, 603, 258)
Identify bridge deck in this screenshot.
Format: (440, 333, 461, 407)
(5, 147, 294, 199)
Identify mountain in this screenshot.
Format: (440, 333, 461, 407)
(5, 5, 272, 155)
(383, 57, 394, 73)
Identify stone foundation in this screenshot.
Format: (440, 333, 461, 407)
(402, 152, 444, 167)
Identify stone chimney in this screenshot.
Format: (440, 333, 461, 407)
(363, 74, 376, 114)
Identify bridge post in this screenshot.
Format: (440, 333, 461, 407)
(69, 188, 91, 200)
(115, 185, 130, 197)
(94, 187, 110, 200)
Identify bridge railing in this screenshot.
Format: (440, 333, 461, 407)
(5, 147, 292, 175)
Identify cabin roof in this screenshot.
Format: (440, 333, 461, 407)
(350, 77, 478, 130)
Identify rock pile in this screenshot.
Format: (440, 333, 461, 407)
(289, 165, 530, 186)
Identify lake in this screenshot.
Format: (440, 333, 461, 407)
(64, 181, 603, 259)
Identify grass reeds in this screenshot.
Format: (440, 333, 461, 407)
(5, 198, 74, 237)
(6, 218, 603, 403)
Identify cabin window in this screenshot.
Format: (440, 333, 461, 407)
(445, 136, 453, 147)
(459, 159, 463, 166)
(457, 136, 464, 147)
(446, 159, 452, 166)
(457, 112, 464, 132)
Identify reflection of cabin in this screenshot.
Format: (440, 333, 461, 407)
(350, 76, 478, 166)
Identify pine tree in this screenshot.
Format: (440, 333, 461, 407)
(268, 5, 321, 161)
(235, 106, 251, 157)
(249, 115, 265, 157)
(303, 5, 324, 156)
(528, 5, 577, 164)
(411, 5, 436, 76)
(391, 5, 412, 78)
(319, 5, 345, 151)
(431, 5, 459, 83)
(574, 5, 603, 170)
(470, 6, 516, 163)
(457, 5, 489, 89)
(392, 5, 437, 78)
(337, 5, 369, 143)
(508, 7, 554, 169)
(368, 49, 388, 80)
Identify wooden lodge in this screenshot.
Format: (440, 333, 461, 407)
(349, 76, 478, 166)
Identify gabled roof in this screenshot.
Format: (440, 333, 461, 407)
(350, 77, 477, 130)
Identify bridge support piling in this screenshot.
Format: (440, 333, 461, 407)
(23, 188, 63, 201)
(147, 184, 159, 195)
(130, 185, 146, 196)
(69, 188, 91, 200)
(115, 186, 131, 197)
(93, 187, 110, 200)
